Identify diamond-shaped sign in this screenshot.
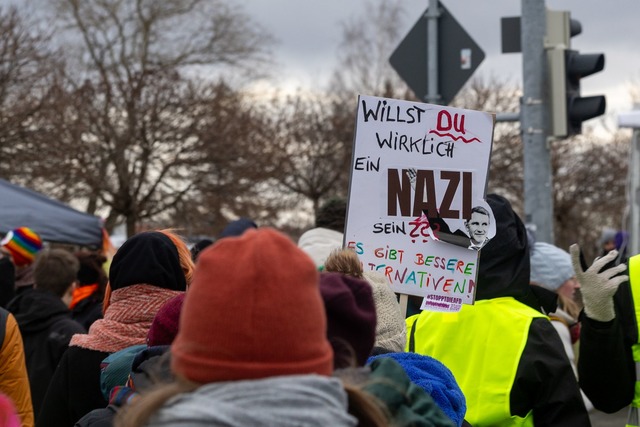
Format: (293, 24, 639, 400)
(390, 3, 485, 105)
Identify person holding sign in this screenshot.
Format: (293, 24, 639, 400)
(407, 194, 591, 426)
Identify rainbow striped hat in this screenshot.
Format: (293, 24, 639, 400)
(1, 227, 43, 266)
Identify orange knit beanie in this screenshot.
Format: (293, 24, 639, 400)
(171, 227, 333, 383)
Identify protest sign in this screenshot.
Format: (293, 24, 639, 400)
(344, 95, 494, 311)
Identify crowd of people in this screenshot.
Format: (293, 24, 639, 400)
(0, 195, 635, 426)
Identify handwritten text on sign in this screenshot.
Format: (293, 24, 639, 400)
(345, 95, 494, 308)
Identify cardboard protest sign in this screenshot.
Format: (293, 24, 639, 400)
(344, 95, 494, 311)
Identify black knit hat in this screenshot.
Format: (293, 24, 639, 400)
(315, 198, 347, 232)
(218, 218, 257, 239)
(109, 231, 186, 292)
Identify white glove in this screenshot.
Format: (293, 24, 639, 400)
(570, 243, 629, 322)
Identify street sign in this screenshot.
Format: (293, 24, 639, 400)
(390, 3, 485, 105)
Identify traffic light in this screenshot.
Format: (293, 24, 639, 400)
(547, 10, 605, 137)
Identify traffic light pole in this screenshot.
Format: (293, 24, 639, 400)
(426, 0, 440, 104)
(521, 0, 554, 243)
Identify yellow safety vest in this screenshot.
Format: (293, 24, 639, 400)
(407, 296, 546, 427)
(627, 255, 640, 427)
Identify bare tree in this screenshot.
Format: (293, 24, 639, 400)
(552, 131, 629, 261)
(35, 0, 274, 236)
(270, 93, 352, 214)
(452, 76, 524, 211)
(0, 7, 59, 180)
(168, 83, 285, 236)
(329, 0, 412, 101)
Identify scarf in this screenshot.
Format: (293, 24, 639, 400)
(70, 284, 182, 353)
(70, 284, 99, 309)
(149, 375, 357, 426)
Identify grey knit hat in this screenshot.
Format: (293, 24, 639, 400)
(363, 271, 406, 352)
(529, 242, 575, 291)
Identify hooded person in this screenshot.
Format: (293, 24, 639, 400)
(115, 228, 397, 427)
(37, 230, 191, 427)
(407, 194, 591, 426)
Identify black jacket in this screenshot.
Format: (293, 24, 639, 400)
(71, 293, 103, 331)
(74, 345, 172, 427)
(0, 257, 15, 308)
(6, 289, 86, 419)
(36, 346, 109, 427)
(410, 195, 590, 426)
(578, 266, 636, 413)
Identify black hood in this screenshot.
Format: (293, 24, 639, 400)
(109, 231, 186, 292)
(475, 194, 531, 301)
(6, 289, 71, 334)
(475, 194, 557, 313)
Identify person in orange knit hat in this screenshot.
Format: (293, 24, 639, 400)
(116, 227, 392, 427)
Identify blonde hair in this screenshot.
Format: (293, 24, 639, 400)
(324, 248, 363, 278)
(558, 292, 581, 320)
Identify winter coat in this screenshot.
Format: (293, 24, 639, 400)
(74, 346, 173, 427)
(70, 292, 103, 330)
(0, 257, 15, 308)
(36, 346, 109, 426)
(408, 194, 591, 426)
(548, 308, 593, 411)
(578, 260, 636, 413)
(0, 308, 34, 427)
(6, 289, 86, 418)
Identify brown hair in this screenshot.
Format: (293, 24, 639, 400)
(324, 248, 363, 278)
(115, 375, 389, 427)
(34, 249, 80, 297)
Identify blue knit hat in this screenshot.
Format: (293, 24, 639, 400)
(529, 242, 575, 291)
(368, 352, 466, 426)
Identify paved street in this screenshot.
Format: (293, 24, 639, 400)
(590, 407, 628, 426)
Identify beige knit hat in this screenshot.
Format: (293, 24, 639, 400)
(363, 271, 406, 352)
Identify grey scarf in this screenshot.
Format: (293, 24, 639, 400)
(148, 374, 357, 426)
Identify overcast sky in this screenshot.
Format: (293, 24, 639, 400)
(242, 0, 640, 120)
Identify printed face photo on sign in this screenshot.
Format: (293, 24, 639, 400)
(465, 206, 491, 250)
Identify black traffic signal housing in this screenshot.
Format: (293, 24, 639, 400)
(548, 11, 606, 137)
(564, 50, 605, 135)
